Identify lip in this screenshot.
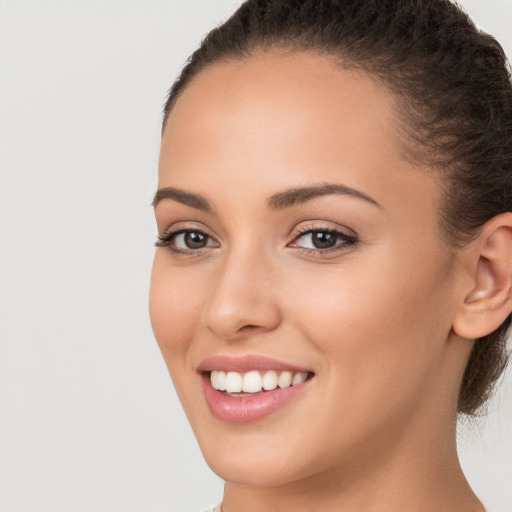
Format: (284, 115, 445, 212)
(197, 354, 312, 373)
(198, 355, 314, 423)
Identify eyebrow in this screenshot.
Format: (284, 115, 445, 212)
(152, 182, 380, 211)
(152, 187, 211, 211)
(267, 182, 380, 210)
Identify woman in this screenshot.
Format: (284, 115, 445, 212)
(149, 1, 512, 510)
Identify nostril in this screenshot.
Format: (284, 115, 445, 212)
(240, 324, 259, 332)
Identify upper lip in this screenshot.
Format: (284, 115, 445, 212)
(197, 355, 313, 374)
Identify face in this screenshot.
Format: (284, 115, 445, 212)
(150, 52, 467, 487)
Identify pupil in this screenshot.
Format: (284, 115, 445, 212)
(313, 232, 336, 249)
(185, 231, 207, 249)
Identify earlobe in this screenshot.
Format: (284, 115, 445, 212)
(453, 213, 512, 340)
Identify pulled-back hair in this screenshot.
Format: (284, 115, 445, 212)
(162, 0, 512, 415)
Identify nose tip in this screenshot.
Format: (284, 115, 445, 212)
(201, 258, 281, 342)
(204, 305, 279, 341)
(203, 291, 282, 341)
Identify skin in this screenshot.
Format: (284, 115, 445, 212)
(149, 52, 511, 511)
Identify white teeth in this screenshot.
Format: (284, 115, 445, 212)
(242, 371, 262, 392)
(210, 370, 220, 389)
(262, 370, 278, 390)
(210, 369, 310, 393)
(292, 372, 307, 385)
(225, 371, 243, 393)
(217, 370, 226, 391)
(277, 371, 293, 389)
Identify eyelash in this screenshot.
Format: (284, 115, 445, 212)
(155, 225, 358, 258)
(155, 228, 216, 257)
(292, 225, 358, 256)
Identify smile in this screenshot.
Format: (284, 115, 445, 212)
(198, 356, 315, 423)
(210, 369, 310, 395)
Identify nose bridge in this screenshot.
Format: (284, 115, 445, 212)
(202, 238, 281, 340)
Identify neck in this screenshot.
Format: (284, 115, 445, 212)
(220, 418, 484, 512)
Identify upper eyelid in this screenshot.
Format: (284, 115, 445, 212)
(294, 224, 354, 234)
(160, 222, 215, 237)
(160, 223, 353, 238)
(292, 223, 358, 239)
(158, 226, 217, 244)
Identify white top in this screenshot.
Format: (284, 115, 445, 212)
(199, 505, 221, 512)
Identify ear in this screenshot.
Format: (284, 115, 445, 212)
(453, 213, 512, 339)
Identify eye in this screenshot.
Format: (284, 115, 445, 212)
(155, 228, 219, 255)
(173, 231, 212, 249)
(289, 226, 357, 254)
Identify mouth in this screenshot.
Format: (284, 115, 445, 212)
(207, 369, 314, 396)
(198, 356, 315, 423)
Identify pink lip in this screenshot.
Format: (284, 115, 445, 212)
(198, 355, 314, 423)
(197, 354, 311, 373)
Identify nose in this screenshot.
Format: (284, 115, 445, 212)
(201, 247, 282, 342)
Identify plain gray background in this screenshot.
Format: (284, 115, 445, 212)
(0, 1, 511, 511)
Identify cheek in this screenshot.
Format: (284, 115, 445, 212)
(270, 248, 457, 469)
(149, 253, 205, 374)
(288, 245, 455, 401)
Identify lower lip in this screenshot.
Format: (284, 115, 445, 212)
(201, 374, 312, 423)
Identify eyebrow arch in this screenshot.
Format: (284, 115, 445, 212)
(152, 182, 380, 211)
(267, 182, 380, 210)
(152, 187, 212, 211)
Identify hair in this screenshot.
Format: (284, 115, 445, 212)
(162, 0, 512, 416)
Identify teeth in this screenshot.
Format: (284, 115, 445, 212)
(210, 370, 309, 394)
(242, 370, 262, 393)
(210, 370, 220, 389)
(262, 370, 278, 390)
(225, 371, 242, 393)
(292, 372, 307, 385)
(217, 370, 227, 391)
(278, 371, 292, 389)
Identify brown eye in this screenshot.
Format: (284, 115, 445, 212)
(292, 229, 355, 250)
(155, 228, 219, 253)
(182, 231, 208, 249)
(309, 231, 338, 249)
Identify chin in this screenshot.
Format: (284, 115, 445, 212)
(202, 445, 312, 487)
(190, 411, 337, 488)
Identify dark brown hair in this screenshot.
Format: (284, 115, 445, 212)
(162, 0, 512, 415)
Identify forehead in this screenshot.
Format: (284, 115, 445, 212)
(159, 51, 439, 216)
(163, 52, 401, 153)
